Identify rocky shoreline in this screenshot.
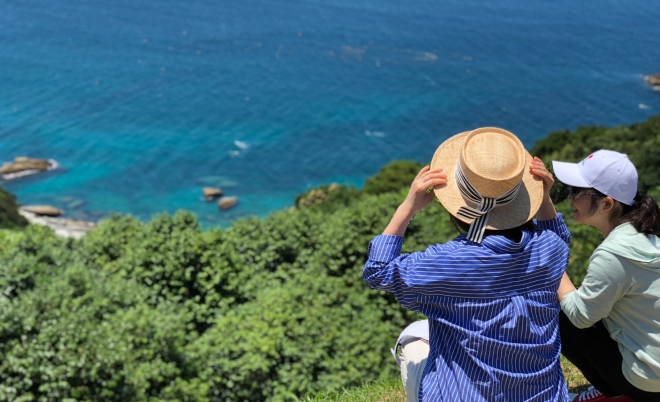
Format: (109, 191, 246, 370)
(19, 207, 96, 239)
(2, 158, 240, 237)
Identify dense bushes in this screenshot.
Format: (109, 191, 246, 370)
(0, 186, 27, 230)
(1, 115, 658, 400)
(0, 196, 433, 401)
(362, 160, 424, 196)
(189, 274, 402, 401)
(0, 265, 200, 401)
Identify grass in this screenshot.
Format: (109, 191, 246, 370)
(562, 354, 591, 394)
(304, 355, 590, 401)
(303, 378, 406, 402)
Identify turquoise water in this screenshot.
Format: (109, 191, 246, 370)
(1, 0, 659, 227)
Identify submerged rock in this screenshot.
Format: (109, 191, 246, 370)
(67, 199, 85, 209)
(218, 196, 238, 210)
(203, 187, 223, 200)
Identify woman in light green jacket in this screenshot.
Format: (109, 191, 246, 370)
(553, 150, 660, 402)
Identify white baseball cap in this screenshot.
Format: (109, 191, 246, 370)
(552, 150, 638, 205)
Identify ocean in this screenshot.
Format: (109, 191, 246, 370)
(1, 0, 659, 227)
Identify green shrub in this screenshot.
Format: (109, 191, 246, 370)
(362, 160, 424, 196)
(0, 225, 74, 300)
(294, 184, 361, 214)
(81, 211, 248, 329)
(0, 186, 28, 229)
(189, 274, 405, 402)
(0, 265, 204, 402)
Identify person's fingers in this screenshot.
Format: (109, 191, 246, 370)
(413, 168, 447, 195)
(536, 174, 553, 184)
(530, 169, 552, 177)
(415, 166, 430, 179)
(426, 176, 448, 183)
(424, 172, 447, 180)
(529, 169, 554, 189)
(529, 165, 550, 175)
(419, 167, 444, 179)
(420, 177, 448, 190)
(530, 168, 551, 178)
(417, 170, 446, 186)
(530, 166, 551, 176)
(420, 174, 448, 186)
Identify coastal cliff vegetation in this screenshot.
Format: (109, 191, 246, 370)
(0, 186, 28, 230)
(1, 115, 659, 401)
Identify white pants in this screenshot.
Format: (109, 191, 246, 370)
(398, 339, 430, 402)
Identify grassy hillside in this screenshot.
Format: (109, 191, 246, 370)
(0, 115, 658, 401)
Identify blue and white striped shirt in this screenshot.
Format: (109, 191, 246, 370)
(364, 215, 571, 402)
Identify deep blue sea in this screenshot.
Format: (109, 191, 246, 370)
(1, 0, 659, 227)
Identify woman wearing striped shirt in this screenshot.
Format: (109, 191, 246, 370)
(364, 128, 571, 401)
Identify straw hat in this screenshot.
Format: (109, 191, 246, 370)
(430, 127, 543, 243)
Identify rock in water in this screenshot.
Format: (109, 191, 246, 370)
(218, 196, 238, 210)
(203, 187, 223, 200)
(0, 157, 52, 174)
(22, 205, 63, 217)
(0, 157, 58, 180)
(643, 74, 660, 90)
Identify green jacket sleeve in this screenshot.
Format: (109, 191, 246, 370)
(560, 250, 632, 328)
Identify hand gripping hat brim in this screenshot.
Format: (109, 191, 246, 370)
(430, 128, 544, 231)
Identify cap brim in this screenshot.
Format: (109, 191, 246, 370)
(552, 161, 590, 188)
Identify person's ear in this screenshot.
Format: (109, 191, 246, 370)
(602, 197, 615, 212)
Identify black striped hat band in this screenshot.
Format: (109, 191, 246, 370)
(454, 161, 522, 244)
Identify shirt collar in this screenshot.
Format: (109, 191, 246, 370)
(456, 230, 531, 253)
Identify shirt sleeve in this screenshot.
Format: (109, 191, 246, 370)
(560, 250, 632, 328)
(536, 213, 572, 245)
(363, 234, 420, 312)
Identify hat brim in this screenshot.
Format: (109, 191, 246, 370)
(430, 131, 544, 230)
(551, 161, 591, 188)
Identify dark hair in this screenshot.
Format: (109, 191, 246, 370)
(450, 215, 536, 243)
(614, 191, 660, 235)
(568, 186, 660, 235)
